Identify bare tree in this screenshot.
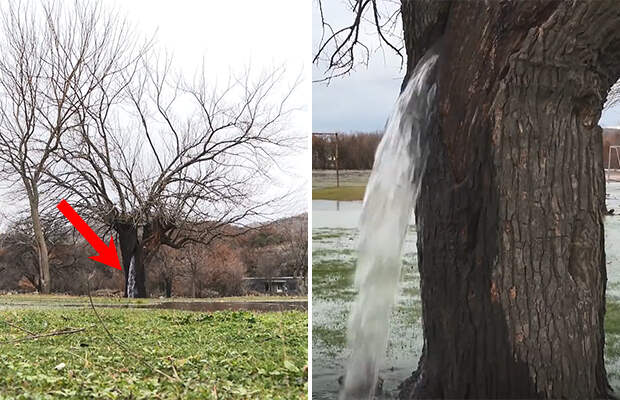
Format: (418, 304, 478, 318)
(0, 213, 70, 291)
(179, 244, 206, 299)
(312, 132, 382, 170)
(0, 219, 42, 291)
(50, 52, 301, 297)
(0, 0, 140, 293)
(201, 241, 246, 297)
(151, 246, 178, 297)
(286, 213, 308, 294)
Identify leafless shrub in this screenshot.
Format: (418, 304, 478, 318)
(200, 242, 246, 297)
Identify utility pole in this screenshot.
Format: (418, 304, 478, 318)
(312, 132, 340, 187)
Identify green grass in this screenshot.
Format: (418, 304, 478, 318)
(0, 294, 306, 306)
(312, 248, 355, 258)
(312, 326, 346, 350)
(0, 308, 307, 399)
(606, 301, 620, 361)
(607, 301, 620, 335)
(311, 258, 356, 300)
(311, 229, 351, 241)
(312, 185, 366, 201)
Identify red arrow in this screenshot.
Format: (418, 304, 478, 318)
(56, 199, 121, 270)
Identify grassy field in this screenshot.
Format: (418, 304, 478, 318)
(0, 307, 307, 399)
(312, 186, 366, 201)
(312, 170, 370, 201)
(0, 294, 307, 305)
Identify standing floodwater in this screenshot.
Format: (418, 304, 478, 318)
(341, 52, 438, 399)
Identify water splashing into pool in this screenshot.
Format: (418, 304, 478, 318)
(341, 51, 438, 399)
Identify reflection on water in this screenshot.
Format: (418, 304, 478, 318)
(312, 200, 363, 229)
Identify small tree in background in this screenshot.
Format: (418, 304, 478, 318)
(0, 1, 137, 293)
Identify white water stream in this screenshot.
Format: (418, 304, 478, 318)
(127, 255, 138, 298)
(341, 51, 438, 399)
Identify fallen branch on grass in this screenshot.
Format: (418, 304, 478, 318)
(85, 277, 181, 383)
(0, 327, 86, 344)
(1, 319, 37, 336)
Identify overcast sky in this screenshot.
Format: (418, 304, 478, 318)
(312, 1, 403, 133)
(312, 2, 620, 132)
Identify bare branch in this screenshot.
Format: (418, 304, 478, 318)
(313, 0, 404, 82)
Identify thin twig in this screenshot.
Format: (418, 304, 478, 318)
(1, 319, 37, 336)
(0, 328, 86, 344)
(168, 356, 181, 381)
(86, 278, 180, 382)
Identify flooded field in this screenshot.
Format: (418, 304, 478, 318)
(312, 224, 421, 399)
(313, 181, 620, 399)
(312, 170, 370, 189)
(0, 294, 308, 312)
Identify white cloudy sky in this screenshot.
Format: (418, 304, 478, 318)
(312, 1, 620, 132)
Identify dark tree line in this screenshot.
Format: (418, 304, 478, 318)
(312, 132, 381, 170)
(0, 216, 117, 294)
(0, 213, 308, 297)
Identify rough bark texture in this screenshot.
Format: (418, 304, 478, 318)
(400, 1, 620, 398)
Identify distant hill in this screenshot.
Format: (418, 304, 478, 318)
(239, 213, 307, 279)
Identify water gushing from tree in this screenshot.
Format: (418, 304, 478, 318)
(341, 51, 438, 399)
(127, 256, 138, 298)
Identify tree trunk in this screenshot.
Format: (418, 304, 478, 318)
(26, 189, 50, 294)
(164, 278, 172, 298)
(116, 224, 147, 298)
(400, 2, 620, 398)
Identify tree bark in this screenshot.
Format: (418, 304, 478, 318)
(26, 186, 50, 294)
(400, 1, 620, 398)
(164, 278, 172, 298)
(116, 224, 147, 298)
